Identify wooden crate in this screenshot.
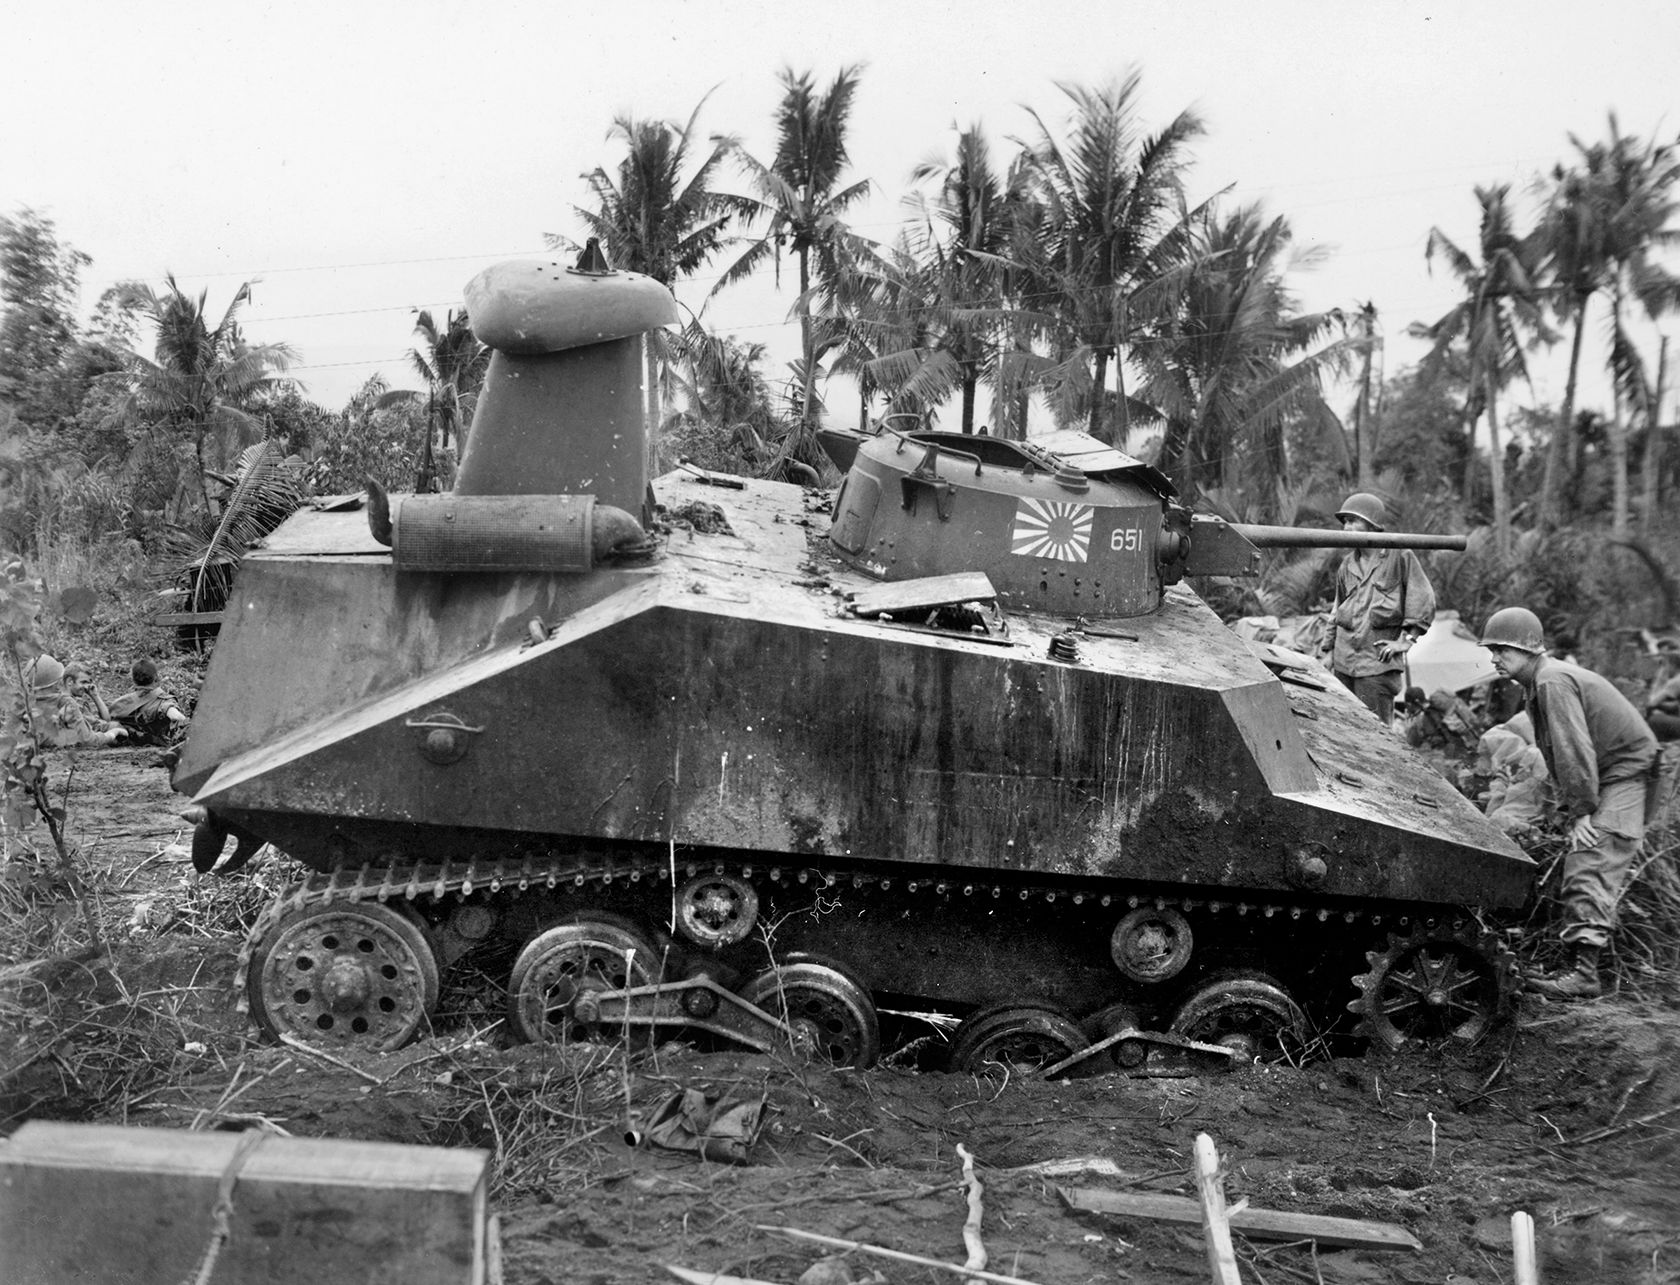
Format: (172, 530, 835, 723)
(0, 1122, 492, 1285)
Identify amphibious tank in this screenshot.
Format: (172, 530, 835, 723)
(177, 244, 1534, 1072)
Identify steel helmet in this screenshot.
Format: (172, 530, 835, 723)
(27, 654, 64, 692)
(1335, 492, 1388, 531)
(1479, 607, 1545, 653)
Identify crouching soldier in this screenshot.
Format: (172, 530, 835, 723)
(1481, 608, 1660, 998)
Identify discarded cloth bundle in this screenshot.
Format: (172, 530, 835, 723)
(627, 1088, 768, 1164)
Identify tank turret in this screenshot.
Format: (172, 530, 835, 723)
(176, 248, 1532, 1073)
(827, 427, 1465, 616)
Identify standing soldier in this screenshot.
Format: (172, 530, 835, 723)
(1323, 492, 1436, 725)
(1481, 607, 1660, 998)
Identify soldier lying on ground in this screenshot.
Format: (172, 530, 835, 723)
(24, 654, 126, 747)
(107, 658, 189, 746)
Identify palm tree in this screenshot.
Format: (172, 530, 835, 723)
(1535, 117, 1680, 531)
(558, 96, 752, 469)
(715, 66, 878, 445)
(1139, 204, 1360, 503)
(1412, 185, 1549, 559)
(118, 275, 295, 517)
(862, 124, 1023, 435)
(1018, 74, 1208, 442)
(566, 97, 746, 289)
(408, 308, 488, 488)
(1592, 120, 1680, 534)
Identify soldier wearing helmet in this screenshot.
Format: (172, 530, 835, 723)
(1480, 607, 1659, 999)
(1321, 492, 1437, 725)
(23, 653, 126, 747)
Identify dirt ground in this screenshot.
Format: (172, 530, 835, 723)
(4, 748, 1680, 1285)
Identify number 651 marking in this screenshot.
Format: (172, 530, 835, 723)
(1110, 527, 1143, 551)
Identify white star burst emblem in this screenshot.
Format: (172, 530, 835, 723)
(1011, 498, 1093, 562)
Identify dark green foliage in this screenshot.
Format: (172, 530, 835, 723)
(252, 383, 339, 461)
(302, 376, 428, 497)
(0, 209, 93, 431)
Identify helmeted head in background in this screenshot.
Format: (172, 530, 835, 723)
(26, 654, 64, 693)
(1335, 492, 1388, 532)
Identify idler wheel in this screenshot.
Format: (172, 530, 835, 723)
(739, 955, 880, 1069)
(1348, 921, 1514, 1050)
(508, 917, 659, 1045)
(675, 871, 759, 947)
(1109, 907, 1194, 983)
(249, 902, 440, 1051)
(1168, 971, 1309, 1064)
(950, 1002, 1089, 1076)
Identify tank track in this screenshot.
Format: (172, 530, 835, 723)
(234, 848, 1501, 1033)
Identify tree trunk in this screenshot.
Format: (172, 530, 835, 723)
(1114, 353, 1132, 450)
(1611, 384, 1630, 537)
(1540, 302, 1588, 529)
(1355, 305, 1375, 487)
(1641, 336, 1667, 533)
(798, 248, 816, 434)
(194, 429, 212, 520)
(1088, 346, 1111, 438)
(960, 364, 977, 434)
(1460, 397, 1480, 513)
(1485, 370, 1510, 562)
(646, 338, 661, 489)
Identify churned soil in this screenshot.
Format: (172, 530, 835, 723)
(4, 748, 1679, 1284)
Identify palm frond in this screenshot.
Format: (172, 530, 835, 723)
(173, 441, 303, 612)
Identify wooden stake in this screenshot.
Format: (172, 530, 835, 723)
(1193, 1134, 1242, 1285)
(955, 1143, 987, 1283)
(1512, 1210, 1538, 1285)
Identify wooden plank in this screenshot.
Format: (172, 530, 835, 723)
(1058, 1186, 1423, 1252)
(0, 1121, 491, 1285)
(1193, 1135, 1242, 1285)
(151, 610, 225, 626)
(848, 572, 997, 617)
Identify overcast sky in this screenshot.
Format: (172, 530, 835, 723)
(4, 0, 1677, 432)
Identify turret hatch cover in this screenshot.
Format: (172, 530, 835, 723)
(1029, 429, 1177, 497)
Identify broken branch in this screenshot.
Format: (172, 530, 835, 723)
(755, 1225, 1046, 1285)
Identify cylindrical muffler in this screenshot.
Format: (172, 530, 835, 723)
(391, 494, 596, 573)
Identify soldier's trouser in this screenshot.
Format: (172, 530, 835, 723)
(1336, 670, 1401, 725)
(1558, 777, 1648, 948)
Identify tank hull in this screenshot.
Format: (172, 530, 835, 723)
(184, 475, 1528, 908)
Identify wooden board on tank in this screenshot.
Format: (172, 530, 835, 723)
(847, 572, 997, 617)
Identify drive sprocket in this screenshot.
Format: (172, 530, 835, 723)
(1348, 920, 1516, 1050)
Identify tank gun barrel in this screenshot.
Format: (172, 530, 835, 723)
(1230, 524, 1467, 552)
(1181, 516, 1466, 577)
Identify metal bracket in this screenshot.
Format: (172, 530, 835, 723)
(573, 976, 795, 1054)
(900, 443, 958, 520)
(1039, 1026, 1239, 1079)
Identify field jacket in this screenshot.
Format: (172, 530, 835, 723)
(1328, 547, 1436, 679)
(1524, 657, 1659, 823)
